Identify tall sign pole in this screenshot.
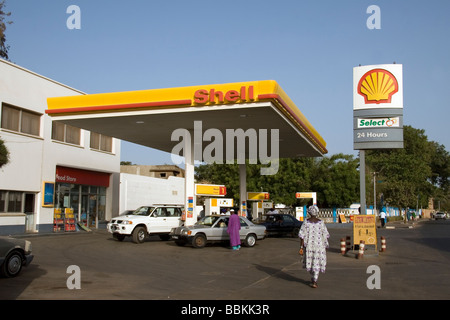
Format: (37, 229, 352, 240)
(353, 64, 404, 215)
(359, 150, 366, 214)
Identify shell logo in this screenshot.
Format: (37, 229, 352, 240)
(357, 69, 399, 104)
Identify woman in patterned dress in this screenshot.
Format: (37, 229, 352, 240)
(298, 205, 330, 288)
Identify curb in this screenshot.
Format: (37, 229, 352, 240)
(7, 229, 106, 239)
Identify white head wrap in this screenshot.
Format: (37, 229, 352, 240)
(307, 205, 319, 217)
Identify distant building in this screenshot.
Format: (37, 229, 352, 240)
(0, 59, 120, 235)
(120, 165, 185, 179)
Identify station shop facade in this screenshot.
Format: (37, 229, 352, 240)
(0, 59, 120, 235)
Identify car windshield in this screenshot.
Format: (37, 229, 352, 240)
(195, 216, 221, 226)
(132, 206, 155, 216)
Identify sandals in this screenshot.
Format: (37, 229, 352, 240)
(310, 282, 318, 288)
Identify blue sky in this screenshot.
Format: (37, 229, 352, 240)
(5, 0, 450, 165)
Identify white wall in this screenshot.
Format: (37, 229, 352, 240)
(119, 173, 184, 215)
(0, 59, 121, 233)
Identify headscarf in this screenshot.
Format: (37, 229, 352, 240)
(307, 205, 319, 217)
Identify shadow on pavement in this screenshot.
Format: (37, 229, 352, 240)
(0, 264, 47, 299)
(253, 263, 310, 287)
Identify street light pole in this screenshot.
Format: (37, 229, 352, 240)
(373, 171, 377, 216)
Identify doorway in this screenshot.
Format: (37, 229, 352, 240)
(24, 193, 35, 233)
(81, 193, 97, 228)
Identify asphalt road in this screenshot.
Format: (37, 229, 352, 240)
(1, 219, 449, 302)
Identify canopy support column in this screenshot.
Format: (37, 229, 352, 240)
(239, 163, 247, 217)
(184, 130, 196, 226)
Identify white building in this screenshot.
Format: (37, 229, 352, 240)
(0, 59, 120, 235)
(119, 173, 184, 214)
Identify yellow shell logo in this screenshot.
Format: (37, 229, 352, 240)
(358, 69, 398, 104)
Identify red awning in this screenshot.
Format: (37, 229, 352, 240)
(56, 166, 110, 187)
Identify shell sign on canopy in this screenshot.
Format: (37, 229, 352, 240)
(353, 64, 403, 110)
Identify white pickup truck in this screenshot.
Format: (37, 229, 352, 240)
(107, 205, 184, 244)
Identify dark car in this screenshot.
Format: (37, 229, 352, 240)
(0, 237, 34, 278)
(258, 213, 302, 237)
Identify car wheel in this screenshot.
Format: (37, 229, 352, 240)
(192, 234, 206, 248)
(1, 250, 23, 278)
(292, 227, 300, 238)
(132, 226, 147, 244)
(244, 234, 257, 247)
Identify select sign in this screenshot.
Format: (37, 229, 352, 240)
(357, 117, 400, 128)
(353, 115, 403, 149)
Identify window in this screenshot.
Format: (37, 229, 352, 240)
(1, 103, 41, 136)
(52, 122, 81, 145)
(174, 207, 182, 216)
(1, 104, 19, 131)
(21, 111, 40, 135)
(0, 191, 6, 212)
(8, 192, 22, 212)
(239, 218, 248, 227)
(0, 190, 24, 213)
(166, 207, 182, 217)
(90, 132, 113, 152)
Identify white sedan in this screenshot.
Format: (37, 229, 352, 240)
(170, 215, 266, 248)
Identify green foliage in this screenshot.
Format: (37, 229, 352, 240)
(120, 161, 134, 165)
(310, 154, 360, 208)
(0, 137, 9, 168)
(195, 126, 449, 211)
(0, 0, 12, 60)
(195, 155, 360, 208)
(366, 125, 449, 210)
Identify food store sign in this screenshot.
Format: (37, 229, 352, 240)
(55, 166, 110, 187)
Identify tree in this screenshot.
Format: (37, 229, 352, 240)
(194, 126, 449, 211)
(0, 2, 11, 166)
(248, 158, 315, 206)
(120, 161, 134, 165)
(195, 155, 360, 208)
(195, 162, 241, 201)
(0, 137, 9, 168)
(0, 0, 12, 60)
(310, 154, 360, 208)
(429, 141, 450, 192)
(366, 125, 450, 211)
